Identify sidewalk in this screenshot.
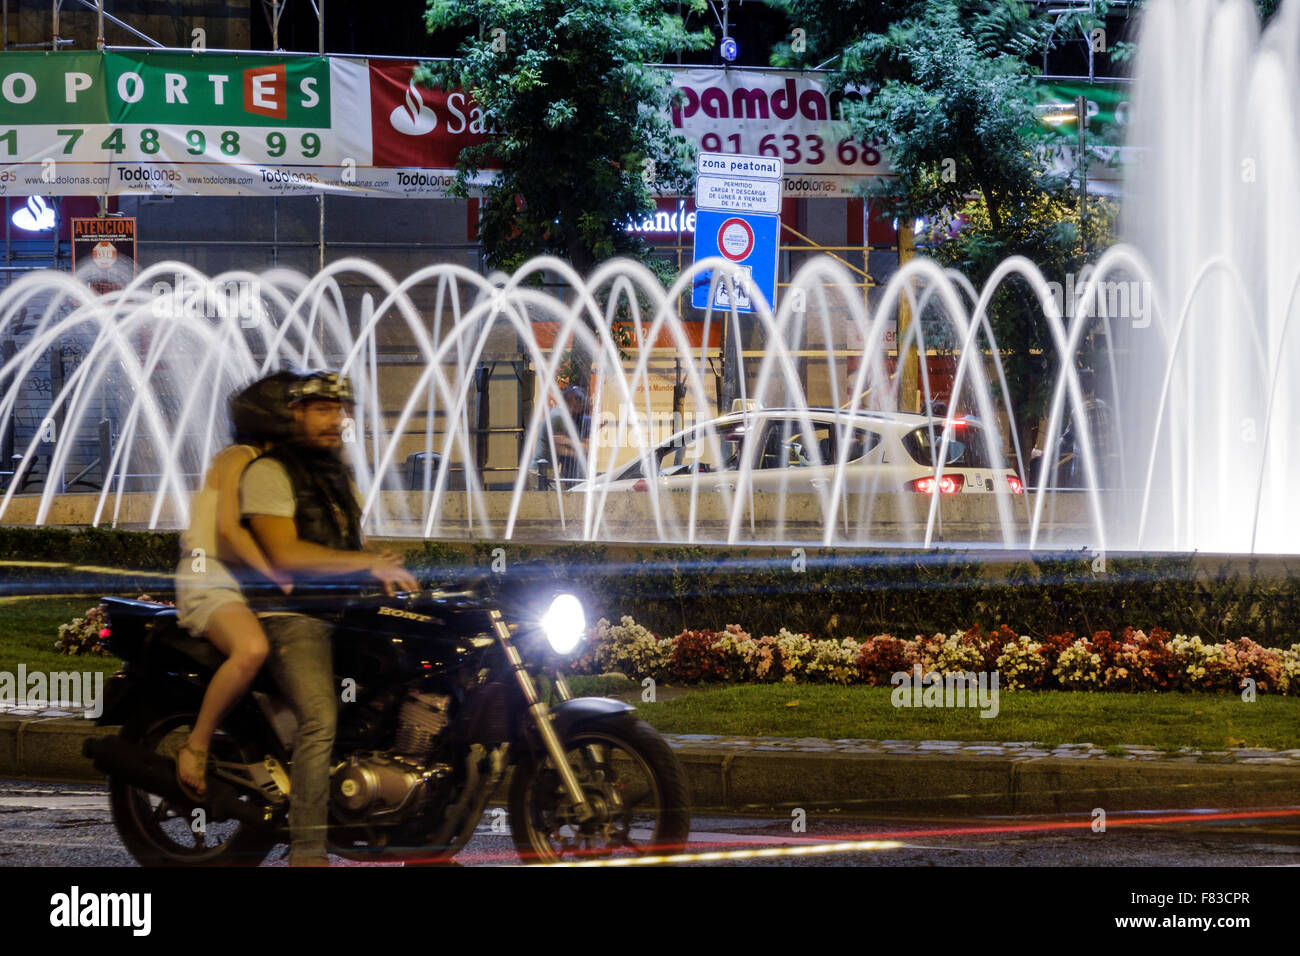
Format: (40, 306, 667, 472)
(3, 705, 1299, 815)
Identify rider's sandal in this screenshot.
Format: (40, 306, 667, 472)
(176, 743, 208, 803)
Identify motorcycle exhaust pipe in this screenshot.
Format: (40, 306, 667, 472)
(83, 736, 272, 828)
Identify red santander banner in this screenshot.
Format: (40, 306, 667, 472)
(367, 61, 491, 171)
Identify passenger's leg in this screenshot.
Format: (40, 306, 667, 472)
(180, 601, 270, 796)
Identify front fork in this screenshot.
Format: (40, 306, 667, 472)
(489, 610, 593, 822)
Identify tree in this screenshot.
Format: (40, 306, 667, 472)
(778, 0, 1117, 458)
(769, 0, 922, 70)
(420, 0, 712, 278)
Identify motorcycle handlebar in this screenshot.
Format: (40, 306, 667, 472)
(238, 561, 574, 616)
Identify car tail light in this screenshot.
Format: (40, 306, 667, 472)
(1006, 475, 1024, 495)
(909, 474, 964, 494)
(632, 479, 649, 492)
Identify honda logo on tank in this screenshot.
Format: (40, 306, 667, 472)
(368, 61, 493, 169)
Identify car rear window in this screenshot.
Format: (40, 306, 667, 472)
(902, 424, 995, 469)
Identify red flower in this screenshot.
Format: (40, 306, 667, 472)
(856, 636, 908, 686)
(669, 630, 727, 683)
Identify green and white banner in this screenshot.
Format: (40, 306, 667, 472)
(0, 51, 493, 198)
(1035, 79, 1132, 186)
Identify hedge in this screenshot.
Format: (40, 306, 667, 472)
(2, 527, 1298, 648)
(398, 542, 1300, 648)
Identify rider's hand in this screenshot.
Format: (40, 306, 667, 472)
(369, 555, 419, 597)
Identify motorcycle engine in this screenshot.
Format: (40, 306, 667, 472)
(393, 690, 453, 760)
(331, 691, 453, 820)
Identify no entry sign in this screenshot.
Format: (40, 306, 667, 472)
(718, 217, 754, 261)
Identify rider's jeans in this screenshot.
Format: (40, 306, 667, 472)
(260, 613, 337, 866)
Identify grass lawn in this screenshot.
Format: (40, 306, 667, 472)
(594, 682, 1300, 752)
(0, 595, 123, 676)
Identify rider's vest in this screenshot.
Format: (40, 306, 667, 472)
(258, 442, 363, 552)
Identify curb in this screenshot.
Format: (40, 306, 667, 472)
(670, 742, 1300, 814)
(4, 715, 1299, 814)
(0, 716, 120, 784)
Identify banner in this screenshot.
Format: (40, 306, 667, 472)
(665, 67, 886, 198)
(1035, 80, 1132, 188)
(0, 52, 1128, 200)
(0, 51, 492, 198)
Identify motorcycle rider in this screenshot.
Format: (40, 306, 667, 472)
(239, 369, 417, 866)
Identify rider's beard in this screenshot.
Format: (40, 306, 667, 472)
(288, 434, 344, 462)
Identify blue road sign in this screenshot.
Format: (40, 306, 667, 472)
(691, 208, 780, 313)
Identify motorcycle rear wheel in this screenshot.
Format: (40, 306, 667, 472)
(108, 712, 275, 867)
(508, 714, 691, 864)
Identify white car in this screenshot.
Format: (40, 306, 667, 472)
(571, 408, 1025, 496)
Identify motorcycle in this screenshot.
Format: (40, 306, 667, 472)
(83, 565, 691, 865)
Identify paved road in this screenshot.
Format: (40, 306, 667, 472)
(2, 778, 1298, 867)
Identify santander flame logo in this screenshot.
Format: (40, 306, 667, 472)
(12, 195, 56, 232)
(389, 80, 437, 136)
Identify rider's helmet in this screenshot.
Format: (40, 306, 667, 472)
(228, 369, 307, 445)
(289, 369, 355, 406)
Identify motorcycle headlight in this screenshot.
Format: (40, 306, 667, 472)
(540, 593, 586, 655)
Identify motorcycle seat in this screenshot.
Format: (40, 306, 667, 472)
(155, 625, 283, 694)
(102, 596, 174, 620)
(101, 598, 231, 673)
(159, 627, 227, 673)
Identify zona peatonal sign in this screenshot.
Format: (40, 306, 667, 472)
(0, 51, 495, 199)
(691, 152, 782, 313)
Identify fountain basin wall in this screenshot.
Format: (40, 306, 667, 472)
(0, 490, 1093, 546)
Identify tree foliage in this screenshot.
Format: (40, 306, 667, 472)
(777, 0, 1118, 446)
(420, 0, 712, 277)
(769, 0, 922, 69)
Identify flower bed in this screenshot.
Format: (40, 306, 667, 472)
(576, 617, 1300, 695)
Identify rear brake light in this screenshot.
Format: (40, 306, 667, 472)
(99, 627, 111, 639)
(909, 474, 964, 494)
(632, 479, 649, 492)
(1006, 475, 1024, 495)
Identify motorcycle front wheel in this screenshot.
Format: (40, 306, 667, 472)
(107, 711, 274, 867)
(508, 714, 691, 864)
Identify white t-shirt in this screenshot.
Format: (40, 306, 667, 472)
(240, 456, 364, 520)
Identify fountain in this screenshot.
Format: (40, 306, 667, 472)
(1113, 0, 1300, 554)
(3, 0, 1291, 555)
(0, 251, 1104, 550)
